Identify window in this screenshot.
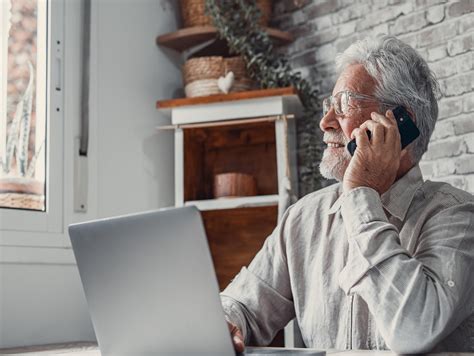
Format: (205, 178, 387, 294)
(0, 0, 63, 232)
(1, 0, 47, 211)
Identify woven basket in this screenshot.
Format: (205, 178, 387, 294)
(0, 192, 44, 210)
(0, 177, 45, 211)
(180, 0, 272, 28)
(183, 56, 256, 97)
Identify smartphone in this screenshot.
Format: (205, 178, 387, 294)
(347, 105, 420, 156)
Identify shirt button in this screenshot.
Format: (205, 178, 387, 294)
(447, 280, 455, 287)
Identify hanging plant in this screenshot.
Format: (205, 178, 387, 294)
(205, 0, 319, 115)
(205, 0, 326, 195)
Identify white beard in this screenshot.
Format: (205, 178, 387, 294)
(319, 131, 351, 181)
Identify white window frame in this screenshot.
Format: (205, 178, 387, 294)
(0, 0, 64, 233)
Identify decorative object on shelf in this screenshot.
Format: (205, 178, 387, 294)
(205, 0, 319, 114)
(180, 0, 272, 28)
(206, 0, 325, 195)
(183, 56, 256, 97)
(0, 62, 45, 210)
(217, 71, 234, 94)
(213, 172, 258, 198)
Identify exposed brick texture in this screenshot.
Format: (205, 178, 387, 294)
(273, 0, 474, 195)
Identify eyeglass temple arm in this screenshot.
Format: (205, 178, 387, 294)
(349, 92, 396, 107)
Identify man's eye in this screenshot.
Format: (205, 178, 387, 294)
(347, 96, 358, 107)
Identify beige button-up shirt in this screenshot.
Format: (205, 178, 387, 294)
(221, 165, 474, 353)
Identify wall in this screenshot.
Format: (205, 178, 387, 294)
(0, 0, 182, 348)
(273, 0, 474, 195)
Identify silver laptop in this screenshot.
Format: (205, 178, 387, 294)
(69, 206, 325, 356)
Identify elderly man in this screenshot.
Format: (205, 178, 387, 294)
(221, 35, 474, 353)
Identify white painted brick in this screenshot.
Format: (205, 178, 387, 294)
(430, 56, 458, 79)
(427, 45, 448, 62)
(391, 11, 428, 35)
(435, 175, 467, 190)
(447, 33, 474, 56)
(465, 132, 474, 153)
(332, 5, 369, 25)
(431, 119, 455, 140)
(355, 6, 406, 31)
(435, 157, 457, 176)
(455, 155, 474, 174)
(438, 96, 463, 119)
(416, 0, 448, 8)
(441, 71, 474, 97)
(459, 14, 474, 32)
(453, 114, 474, 135)
(426, 4, 445, 24)
(398, 32, 418, 49)
(419, 160, 435, 178)
(424, 136, 466, 160)
(457, 51, 474, 74)
(315, 43, 336, 63)
(416, 21, 458, 48)
(371, 0, 389, 10)
(292, 10, 308, 25)
(464, 93, 474, 113)
(373, 23, 389, 36)
(338, 20, 357, 37)
(465, 174, 474, 194)
(399, 1, 415, 15)
(314, 14, 332, 30)
(446, 0, 474, 18)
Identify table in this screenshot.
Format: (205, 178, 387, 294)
(1, 343, 473, 355)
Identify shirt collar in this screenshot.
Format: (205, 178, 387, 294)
(328, 165, 424, 221)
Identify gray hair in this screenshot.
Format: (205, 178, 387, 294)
(335, 35, 440, 163)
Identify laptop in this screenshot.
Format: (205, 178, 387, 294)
(69, 206, 325, 356)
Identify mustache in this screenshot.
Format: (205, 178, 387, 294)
(323, 131, 349, 145)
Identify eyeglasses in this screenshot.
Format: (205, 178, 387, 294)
(322, 90, 393, 116)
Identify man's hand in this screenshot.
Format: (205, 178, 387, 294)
(227, 320, 245, 353)
(343, 110, 401, 195)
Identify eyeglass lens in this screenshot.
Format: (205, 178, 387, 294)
(323, 92, 346, 116)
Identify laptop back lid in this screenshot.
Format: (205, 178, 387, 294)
(69, 206, 234, 356)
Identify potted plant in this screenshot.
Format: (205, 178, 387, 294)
(0, 62, 45, 211)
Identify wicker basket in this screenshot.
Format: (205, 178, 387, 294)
(183, 56, 256, 97)
(0, 192, 44, 210)
(180, 0, 272, 28)
(0, 178, 45, 211)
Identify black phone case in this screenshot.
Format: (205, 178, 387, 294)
(347, 106, 420, 156)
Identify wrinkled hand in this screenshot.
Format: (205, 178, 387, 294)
(227, 320, 245, 353)
(343, 110, 401, 195)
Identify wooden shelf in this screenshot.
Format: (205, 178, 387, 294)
(156, 86, 297, 110)
(184, 194, 279, 211)
(157, 26, 293, 53)
(182, 120, 278, 202)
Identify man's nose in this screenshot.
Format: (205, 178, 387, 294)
(319, 107, 339, 132)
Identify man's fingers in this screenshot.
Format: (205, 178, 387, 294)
(359, 120, 384, 145)
(232, 329, 245, 353)
(372, 111, 395, 128)
(383, 110, 401, 147)
(351, 127, 370, 149)
(227, 321, 245, 352)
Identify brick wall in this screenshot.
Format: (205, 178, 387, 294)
(273, 0, 474, 195)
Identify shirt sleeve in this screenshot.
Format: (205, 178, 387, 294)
(338, 186, 474, 354)
(220, 206, 296, 346)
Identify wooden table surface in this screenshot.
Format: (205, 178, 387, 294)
(1, 343, 473, 355)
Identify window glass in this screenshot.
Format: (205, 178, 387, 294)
(0, 0, 47, 211)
